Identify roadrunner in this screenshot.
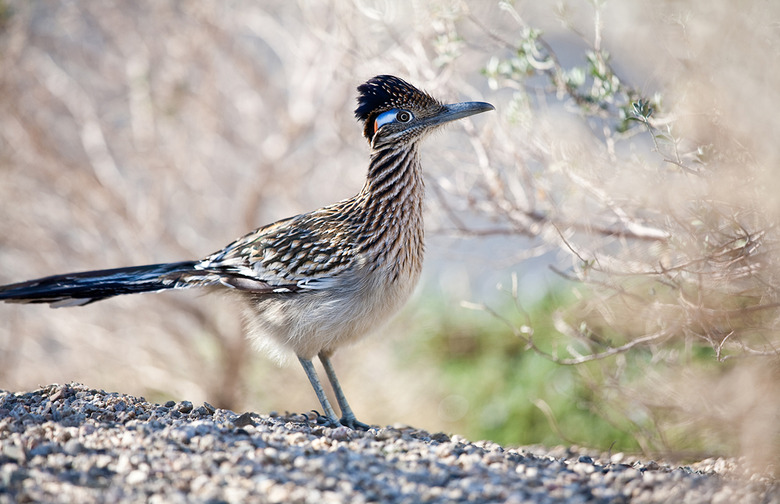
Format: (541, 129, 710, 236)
(0, 75, 494, 429)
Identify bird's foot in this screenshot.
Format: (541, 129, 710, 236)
(308, 410, 369, 430)
(309, 410, 342, 428)
(340, 415, 370, 431)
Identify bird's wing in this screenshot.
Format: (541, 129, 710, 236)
(196, 207, 358, 293)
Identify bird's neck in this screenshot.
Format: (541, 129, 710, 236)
(353, 143, 425, 277)
(361, 143, 424, 202)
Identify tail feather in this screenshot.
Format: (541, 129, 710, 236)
(0, 261, 201, 307)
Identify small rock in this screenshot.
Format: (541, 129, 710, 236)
(126, 469, 148, 484)
(2, 442, 25, 463)
(177, 401, 193, 414)
(233, 412, 256, 428)
(63, 439, 84, 456)
(328, 426, 352, 441)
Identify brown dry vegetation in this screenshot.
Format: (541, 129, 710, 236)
(1, 0, 779, 472)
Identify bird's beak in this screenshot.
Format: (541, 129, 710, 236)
(425, 101, 495, 127)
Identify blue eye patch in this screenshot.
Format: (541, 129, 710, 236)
(373, 109, 414, 134)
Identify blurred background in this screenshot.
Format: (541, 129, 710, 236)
(2, 0, 779, 472)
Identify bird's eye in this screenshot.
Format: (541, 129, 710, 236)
(396, 110, 412, 122)
(373, 109, 415, 134)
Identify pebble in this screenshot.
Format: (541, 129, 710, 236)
(0, 383, 777, 503)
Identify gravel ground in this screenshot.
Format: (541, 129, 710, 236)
(0, 384, 776, 503)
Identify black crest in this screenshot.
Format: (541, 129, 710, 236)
(354, 75, 441, 140)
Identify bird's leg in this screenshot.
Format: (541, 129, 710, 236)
(297, 357, 340, 427)
(318, 352, 370, 430)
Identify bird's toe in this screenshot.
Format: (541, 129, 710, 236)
(340, 416, 370, 431)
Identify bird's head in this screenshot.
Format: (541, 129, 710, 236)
(354, 75, 494, 149)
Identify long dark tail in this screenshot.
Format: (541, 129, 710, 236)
(0, 261, 202, 307)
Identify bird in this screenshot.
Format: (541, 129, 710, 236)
(0, 75, 494, 429)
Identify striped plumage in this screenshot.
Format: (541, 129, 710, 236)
(0, 75, 494, 429)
